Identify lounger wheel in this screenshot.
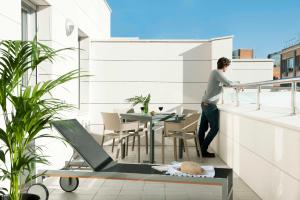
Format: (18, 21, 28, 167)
(27, 183, 49, 200)
(59, 177, 79, 192)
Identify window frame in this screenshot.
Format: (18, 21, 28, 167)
(21, 1, 38, 87)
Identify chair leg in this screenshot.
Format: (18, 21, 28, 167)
(173, 138, 177, 161)
(132, 136, 136, 151)
(101, 134, 105, 146)
(194, 138, 200, 157)
(112, 138, 115, 152)
(145, 131, 148, 155)
(195, 137, 202, 160)
(162, 132, 165, 164)
(116, 139, 121, 160)
(183, 138, 190, 161)
(193, 131, 200, 157)
(126, 137, 129, 156)
(137, 135, 141, 163)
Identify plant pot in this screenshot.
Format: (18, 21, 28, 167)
(143, 103, 149, 114)
(0, 193, 40, 200)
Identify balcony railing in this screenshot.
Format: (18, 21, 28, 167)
(223, 77, 300, 115)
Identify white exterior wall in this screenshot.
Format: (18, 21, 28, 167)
(211, 105, 300, 200)
(88, 39, 215, 133)
(87, 37, 272, 134)
(34, 0, 111, 169)
(36, 0, 111, 106)
(0, 0, 21, 40)
(229, 59, 273, 83)
(0, 0, 111, 110)
(0, 0, 111, 172)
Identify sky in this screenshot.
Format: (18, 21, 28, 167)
(106, 0, 300, 58)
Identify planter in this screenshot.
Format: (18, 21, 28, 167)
(0, 193, 40, 200)
(143, 103, 149, 114)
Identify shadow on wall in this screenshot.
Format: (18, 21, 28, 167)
(180, 43, 212, 111)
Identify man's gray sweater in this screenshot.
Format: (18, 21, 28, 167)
(202, 69, 236, 105)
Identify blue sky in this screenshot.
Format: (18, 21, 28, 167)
(107, 0, 300, 58)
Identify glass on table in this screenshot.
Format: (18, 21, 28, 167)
(158, 106, 163, 112)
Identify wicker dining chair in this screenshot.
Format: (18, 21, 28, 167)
(101, 112, 141, 162)
(162, 113, 202, 163)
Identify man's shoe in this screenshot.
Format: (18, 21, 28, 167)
(202, 151, 215, 158)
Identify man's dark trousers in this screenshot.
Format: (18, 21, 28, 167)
(198, 102, 219, 152)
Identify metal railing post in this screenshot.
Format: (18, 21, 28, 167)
(257, 86, 261, 110)
(291, 82, 296, 115)
(221, 87, 224, 104)
(228, 77, 300, 115)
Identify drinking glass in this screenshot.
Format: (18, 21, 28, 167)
(158, 106, 163, 112)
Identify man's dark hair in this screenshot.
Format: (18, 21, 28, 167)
(217, 57, 231, 69)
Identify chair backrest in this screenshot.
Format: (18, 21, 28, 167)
(101, 112, 121, 132)
(182, 113, 200, 133)
(126, 108, 135, 113)
(52, 119, 113, 171)
(182, 109, 198, 115)
(164, 113, 199, 136)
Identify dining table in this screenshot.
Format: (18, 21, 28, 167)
(120, 112, 183, 163)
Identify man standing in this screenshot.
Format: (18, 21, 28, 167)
(198, 57, 238, 157)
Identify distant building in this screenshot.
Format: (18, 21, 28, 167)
(232, 49, 254, 59)
(267, 51, 281, 80)
(280, 43, 300, 78)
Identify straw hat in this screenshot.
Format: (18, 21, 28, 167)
(180, 161, 203, 175)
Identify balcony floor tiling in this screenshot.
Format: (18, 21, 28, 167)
(43, 145, 261, 200)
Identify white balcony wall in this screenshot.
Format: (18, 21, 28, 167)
(211, 37, 233, 65)
(87, 37, 272, 134)
(87, 37, 269, 135)
(211, 105, 300, 200)
(229, 59, 273, 83)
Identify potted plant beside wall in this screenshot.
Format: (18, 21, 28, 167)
(126, 94, 151, 114)
(0, 40, 78, 200)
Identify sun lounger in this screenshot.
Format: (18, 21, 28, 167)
(39, 119, 233, 200)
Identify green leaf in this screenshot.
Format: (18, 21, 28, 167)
(0, 39, 85, 194)
(0, 150, 5, 163)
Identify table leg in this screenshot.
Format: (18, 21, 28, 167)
(179, 138, 184, 159)
(149, 121, 155, 163)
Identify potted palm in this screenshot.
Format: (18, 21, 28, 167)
(126, 94, 151, 114)
(0, 40, 79, 200)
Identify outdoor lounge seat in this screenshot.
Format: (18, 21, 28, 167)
(43, 119, 233, 200)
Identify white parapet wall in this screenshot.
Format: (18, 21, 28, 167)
(88, 37, 273, 134)
(229, 59, 273, 83)
(211, 105, 300, 200)
(88, 37, 232, 133)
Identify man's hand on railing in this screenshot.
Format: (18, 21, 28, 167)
(234, 87, 244, 92)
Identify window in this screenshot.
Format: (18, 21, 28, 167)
(295, 55, 300, 68)
(287, 57, 294, 72)
(21, 1, 37, 86)
(281, 59, 287, 75)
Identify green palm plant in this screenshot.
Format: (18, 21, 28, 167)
(126, 94, 151, 113)
(0, 40, 79, 200)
